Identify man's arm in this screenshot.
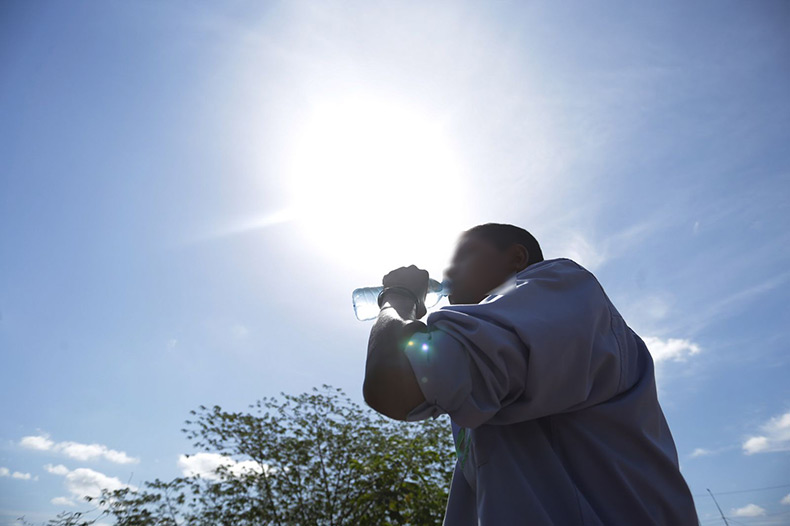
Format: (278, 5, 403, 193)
(363, 279, 428, 421)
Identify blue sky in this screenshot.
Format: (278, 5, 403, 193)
(1, 1, 788, 524)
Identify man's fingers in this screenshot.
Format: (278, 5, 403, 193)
(382, 265, 430, 291)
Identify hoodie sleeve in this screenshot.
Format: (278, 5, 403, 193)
(403, 259, 626, 429)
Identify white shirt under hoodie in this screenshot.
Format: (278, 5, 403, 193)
(404, 258, 699, 526)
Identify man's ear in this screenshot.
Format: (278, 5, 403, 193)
(508, 243, 530, 271)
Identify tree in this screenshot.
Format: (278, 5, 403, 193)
(34, 385, 456, 526)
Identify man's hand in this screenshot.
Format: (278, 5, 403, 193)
(382, 265, 430, 319)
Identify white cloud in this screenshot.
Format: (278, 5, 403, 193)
(20, 434, 139, 464)
(51, 496, 76, 507)
(781, 493, 790, 505)
(642, 336, 701, 362)
(743, 411, 790, 454)
(58, 442, 136, 464)
(45, 464, 135, 500)
(0, 466, 33, 480)
(730, 503, 766, 517)
(742, 436, 769, 454)
(178, 453, 225, 479)
(45, 464, 70, 475)
(20, 435, 55, 451)
(178, 452, 271, 481)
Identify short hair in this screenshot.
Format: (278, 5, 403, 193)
(464, 223, 544, 266)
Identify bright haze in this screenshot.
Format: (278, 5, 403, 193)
(1, 1, 789, 524)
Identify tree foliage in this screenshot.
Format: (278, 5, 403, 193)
(31, 385, 456, 526)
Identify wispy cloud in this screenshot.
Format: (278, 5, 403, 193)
(689, 448, 712, 458)
(553, 231, 608, 272)
(51, 496, 77, 507)
(45, 464, 135, 501)
(781, 494, 790, 505)
(742, 411, 790, 455)
(642, 336, 701, 363)
(542, 217, 667, 273)
(20, 434, 139, 464)
(230, 323, 249, 340)
(731, 503, 766, 517)
(667, 270, 790, 337)
(687, 444, 741, 459)
(701, 272, 790, 325)
(178, 452, 273, 481)
(0, 466, 34, 480)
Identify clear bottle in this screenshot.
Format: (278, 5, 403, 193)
(352, 278, 451, 321)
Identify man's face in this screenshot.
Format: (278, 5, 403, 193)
(444, 234, 514, 305)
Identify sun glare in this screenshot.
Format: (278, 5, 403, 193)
(283, 95, 467, 277)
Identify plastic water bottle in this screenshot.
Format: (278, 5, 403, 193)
(352, 278, 451, 321)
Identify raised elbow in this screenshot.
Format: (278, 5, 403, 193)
(363, 377, 409, 421)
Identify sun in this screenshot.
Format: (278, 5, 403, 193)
(282, 94, 468, 278)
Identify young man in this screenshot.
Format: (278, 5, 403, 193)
(363, 223, 699, 525)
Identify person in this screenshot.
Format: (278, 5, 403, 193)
(363, 223, 699, 525)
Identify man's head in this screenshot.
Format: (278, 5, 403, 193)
(445, 223, 543, 305)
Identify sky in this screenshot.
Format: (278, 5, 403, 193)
(0, 1, 789, 524)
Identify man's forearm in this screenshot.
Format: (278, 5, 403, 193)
(363, 295, 428, 420)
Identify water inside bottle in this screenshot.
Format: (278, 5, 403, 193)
(352, 279, 451, 321)
(352, 287, 383, 321)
